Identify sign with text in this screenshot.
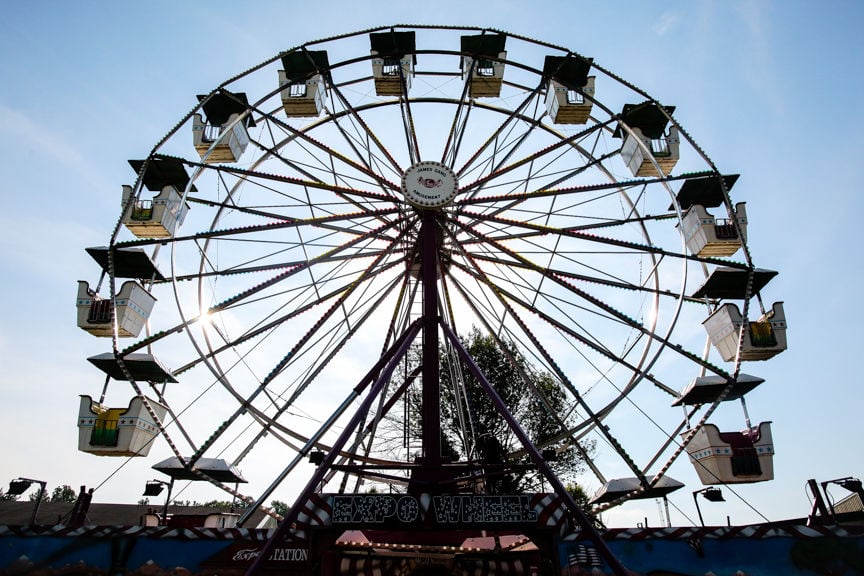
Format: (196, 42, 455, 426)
(329, 494, 544, 528)
(200, 541, 310, 575)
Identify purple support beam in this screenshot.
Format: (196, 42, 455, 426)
(440, 321, 631, 576)
(245, 319, 422, 576)
(420, 209, 441, 466)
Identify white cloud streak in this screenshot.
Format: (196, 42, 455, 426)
(653, 10, 682, 36)
(0, 104, 115, 193)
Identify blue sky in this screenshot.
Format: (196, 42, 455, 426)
(1, 1, 862, 529)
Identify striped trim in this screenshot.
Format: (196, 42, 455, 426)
(563, 523, 861, 541)
(0, 524, 272, 540)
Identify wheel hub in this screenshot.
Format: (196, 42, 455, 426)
(400, 161, 458, 209)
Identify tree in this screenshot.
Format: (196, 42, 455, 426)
(202, 499, 247, 510)
(29, 488, 49, 502)
(50, 485, 77, 503)
(270, 500, 289, 517)
(437, 327, 594, 493)
(567, 483, 603, 528)
(0, 490, 19, 502)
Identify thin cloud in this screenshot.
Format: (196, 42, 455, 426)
(736, 2, 784, 113)
(0, 104, 114, 192)
(654, 10, 682, 36)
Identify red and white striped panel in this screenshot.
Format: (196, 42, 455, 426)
(459, 558, 525, 575)
(340, 557, 385, 575)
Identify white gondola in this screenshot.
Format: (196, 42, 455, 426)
(684, 422, 774, 484)
(461, 33, 507, 98)
(370, 31, 415, 96)
(76, 280, 156, 338)
(371, 53, 413, 96)
(121, 184, 189, 239)
(680, 202, 747, 257)
(192, 112, 249, 163)
(703, 301, 787, 361)
(462, 53, 506, 97)
(543, 54, 595, 125)
(279, 49, 329, 117)
(620, 125, 680, 177)
(78, 395, 167, 457)
(279, 71, 326, 117)
(546, 77, 595, 125)
(615, 103, 680, 177)
(192, 91, 253, 164)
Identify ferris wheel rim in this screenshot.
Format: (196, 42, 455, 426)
(95, 25, 759, 513)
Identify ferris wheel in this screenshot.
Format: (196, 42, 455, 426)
(75, 25, 787, 528)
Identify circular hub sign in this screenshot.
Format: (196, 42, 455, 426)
(401, 161, 458, 208)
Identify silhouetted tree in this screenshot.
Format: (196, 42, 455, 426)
(50, 485, 77, 503)
(270, 500, 289, 517)
(29, 489, 49, 502)
(437, 327, 595, 493)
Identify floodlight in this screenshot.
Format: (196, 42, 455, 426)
(702, 487, 725, 503)
(143, 480, 167, 496)
(693, 487, 725, 526)
(6, 477, 47, 526)
(7, 479, 32, 496)
(309, 451, 326, 466)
